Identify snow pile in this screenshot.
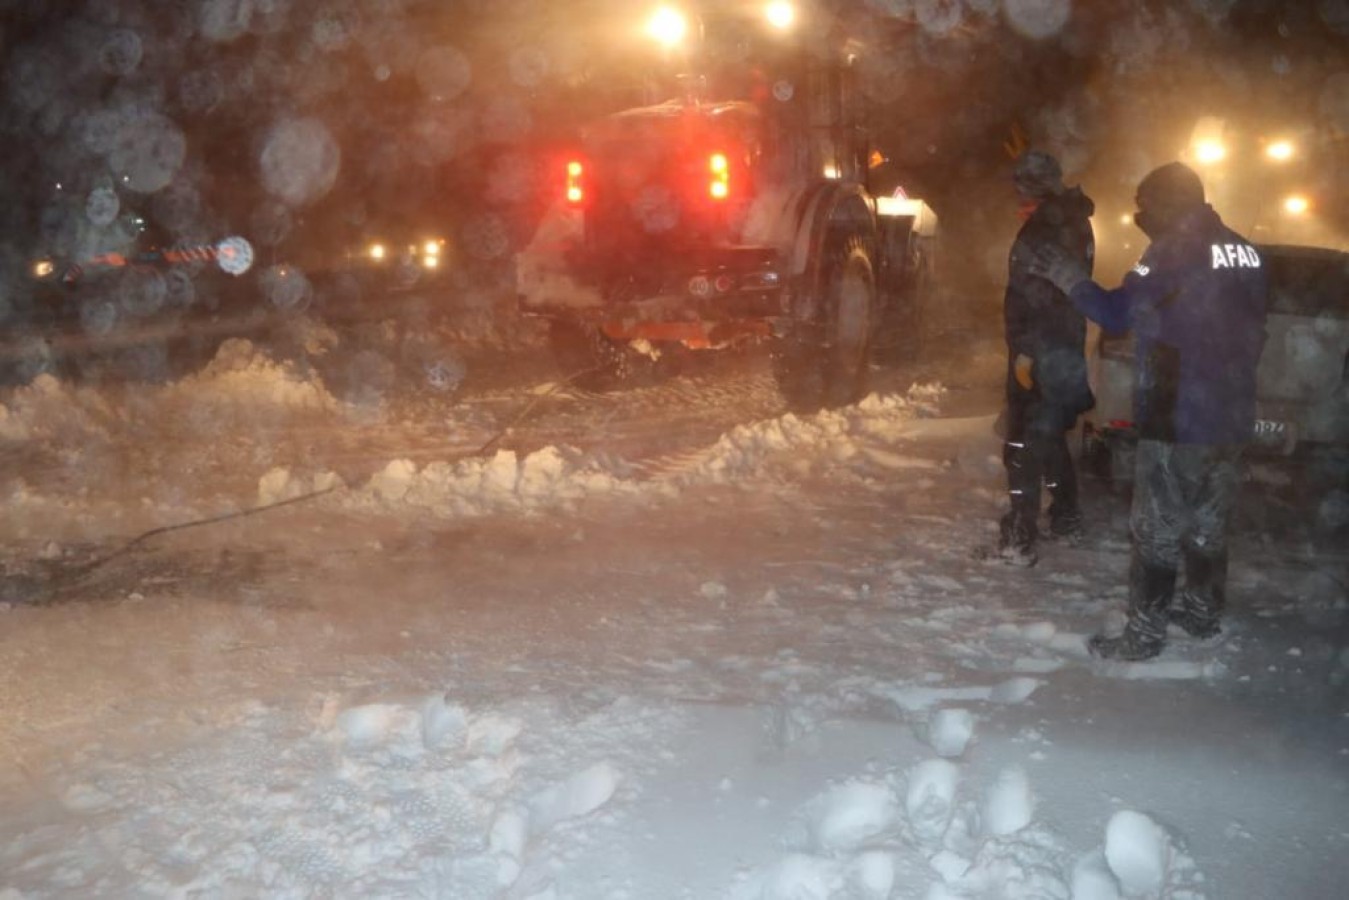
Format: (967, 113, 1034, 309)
(0, 373, 119, 442)
(689, 387, 946, 483)
(5, 691, 684, 898)
(731, 741, 1206, 900)
(340, 385, 947, 520)
(173, 338, 337, 414)
(346, 446, 635, 516)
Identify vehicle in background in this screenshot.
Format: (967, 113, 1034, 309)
(1084, 243, 1349, 487)
(3, 228, 255, 384)
(516, 1, 938, 410)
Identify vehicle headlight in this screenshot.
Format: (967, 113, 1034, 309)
(368, 242, 387, 261)
(32, 259, 55, 278)
(1265, 140, 1295, 162)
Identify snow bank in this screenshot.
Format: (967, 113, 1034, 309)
(173, 338, 337, 413)
(342, 385, 946, 521)
(0, 373, 120, 442)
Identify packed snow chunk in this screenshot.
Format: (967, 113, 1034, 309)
(517, 445, 568, 497)
(370, 459, 419, 502)
(906, 758, 960, 842)
(990, 676, 1042, 704)
(1103, 810, 1171, 896)
(927, 707, 976, 758)
(335, 702, 418, 748)
(750, 853, 843, 900)
(982, 766, 1034, 836)
(1021, 621, 1058, 644)
(851, 850, 897, 898)
(1071, 850, 1122, 900)
(807, 780, 901, 853)
(482, 449, 521, 495)
(258, 466, 298, 505)
(928, 849, 972, 883)
(489, 804, 531, 862)
(257, 466, 338, 505)
(421, 694, 469, 751)
(529, 761, 621, 829)
(467, 713, 524, 756)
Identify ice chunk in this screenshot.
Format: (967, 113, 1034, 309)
(808, 781, 900, 852)
(906, 758, 960, 842)
(982, 766, 1034, 836)
(927, 707, 975, 758)
(1104, 810, 1170, 895)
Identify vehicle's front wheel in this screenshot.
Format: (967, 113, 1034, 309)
(774, 234, 876, 413)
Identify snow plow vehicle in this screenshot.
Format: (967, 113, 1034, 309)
(516, 1, 938, 410)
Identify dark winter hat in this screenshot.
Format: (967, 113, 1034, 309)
(1135, 162, 1205, 212)
(1012, 151, 1064, 199)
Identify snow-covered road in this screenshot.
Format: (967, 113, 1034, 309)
(2, 331, 1347, 899)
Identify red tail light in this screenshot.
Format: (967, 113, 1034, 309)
(709, 152, 729, 200)
(565, 159, 585, 206)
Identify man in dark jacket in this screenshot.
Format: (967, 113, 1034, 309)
(1032, 162, 1268, 660)
(997, 151, 1097, 565)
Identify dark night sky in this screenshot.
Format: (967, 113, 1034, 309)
(1, 0, 1346, 289)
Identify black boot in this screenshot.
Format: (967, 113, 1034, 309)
(1090, 555, 1174, 660)
(997, 510, 1039, 567)
(1169, 548, 1227, 638)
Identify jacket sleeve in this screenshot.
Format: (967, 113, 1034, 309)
(1069, 248, 1176, 337)
(1004, 234, 1055, 358)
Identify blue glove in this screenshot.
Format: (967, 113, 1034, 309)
(1028, 244, 1090, 295)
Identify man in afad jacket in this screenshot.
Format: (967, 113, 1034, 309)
(997, 150, 1096, 566)
(1031, 162, 1268, 660)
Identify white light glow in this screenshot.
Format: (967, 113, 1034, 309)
(646, 6, 688, 47)
(1265, 140, 1294, 161)
(369, 243, 386, 261)
(1193, 140, 1226, 165)
(1283, 195, 1309, 215)
(765, 2, 795, 29)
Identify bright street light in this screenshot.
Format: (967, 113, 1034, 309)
(1282, 194, 1309, 215)
(1193, 140, 1226, 165)
(765, 2, 795, 29)
(646, 6, 688, 47)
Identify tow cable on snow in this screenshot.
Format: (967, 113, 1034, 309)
(4, 365, 603, 605)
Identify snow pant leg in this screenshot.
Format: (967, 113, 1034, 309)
(1173, 444, 1243, 622)
(1043, 429, 1078, 521)
(1002, 389, 1040, 541)
(1127, 440, 1182, 643)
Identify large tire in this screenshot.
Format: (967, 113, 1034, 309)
(774, 234, 876, 412)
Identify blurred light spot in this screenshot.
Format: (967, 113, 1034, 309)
(99, 30, 143, 76)
(415, 46, 472, 101)
(86, 186, 121, 227)
(1193, 140, 1226, 165)
(110, 111, 186, 193)
(914, 0, 964, 36)
(259, 117, 341, 206)
(197, 0, 255, 43)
